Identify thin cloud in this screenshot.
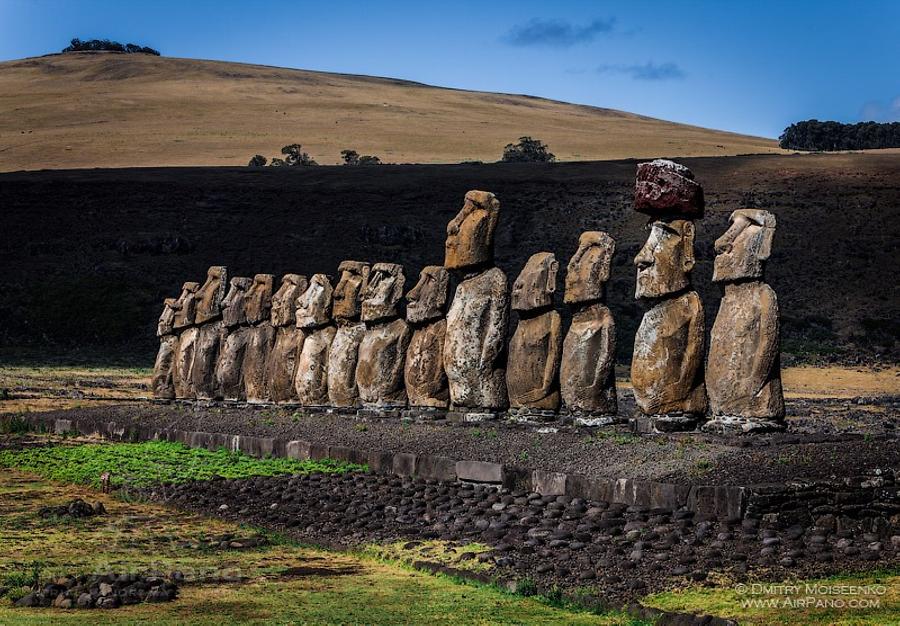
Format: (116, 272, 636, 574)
(504, 18, 615, 48)
(596, 62, 686, 81)
(859, 97, 900, 122)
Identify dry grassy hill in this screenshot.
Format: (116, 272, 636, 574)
(0, 52, 782, 171)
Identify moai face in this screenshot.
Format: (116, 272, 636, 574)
(512, 252, 558, 312)
(445, 190, 500, 271)
(713, 209, 776, 283)
(195, 265, 228, 323)
(565, 232, 616, 304)
(296, 274, 334, 329)
(406, 266, 450, 324)
(634, 219, 696, 299)
(361, 263, 406, 322)
(245, 274, 274, 324)
(172, 282, 200, 329)
(271, 274, 309, 327)
(221, 277, 253, 328)
(332, 261, 370, 321)
(157, 298, 178, 337)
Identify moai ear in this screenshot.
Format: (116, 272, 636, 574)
(391, 269, 406, 304)
(757, 224, 774, 261)
(547, 258, 559, 294)
(681, 221, 696, 273)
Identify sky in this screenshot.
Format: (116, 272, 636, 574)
(1, 0, 898, 139)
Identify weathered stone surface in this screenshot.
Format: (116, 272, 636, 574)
(406, 266, 449, 324)
(632, 291, 708, 419)
(405, 319, 449, 408)
(415, 455, 457, 482)
(444, 267, 509, 409)
(455, 460, 503, 483)
(265, 325, 305, 403)
(634, 159, 704, 218)
(151, 333, 178, 399)
(444, 190, 500, 271)
(707, 210, 784, 430)
(172, 326, 198, 399)
(561, 232, 617, 415)
(215, 325, 249, 400)
(533, 470, 567, 496)
(327, 321, 366, 407)
(221, 277, 253, 328)
(635, 219, 696, 300)
(404, 266, 450, 408)
(296, 274, 334, 329)
(332, 261, 370, 321)
(561, 303, 617, 414)
(357, 318, 412, 407)
(243, 321, 275, 403)
(172, 282, 199, 331)
(244, 274, 274, 326)
(392, 452, 418, 477)
(156, 297, 178, 337)
(271, 273, 308, 328)
(508, 252, 562, 410)
(361, 262, 405, 323)
(194, 266, 227, 324)
(192, 320, 224, 400)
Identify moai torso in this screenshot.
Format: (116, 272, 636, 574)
(560, 232, 618, 417)
(706, 209, 784, 430)
(560, 303, 617, 415)
(242, 274, 275, 403)
(443, 191, 509, 410)
(192, 266, 228, 400)
(327, 261, 370, 407)
(294, 274, 335, 406)
(215, 277, 252, 401)
(356, 263, 411, 408)
(266, 274, 309, 403)
(171, 282, 200, 399)
(507, 252, 562, 412)
(632, 290, 707, 416)
(404, 266, 450, 409)
(444, 267, 510, 409)
(152, 298, 179, 399)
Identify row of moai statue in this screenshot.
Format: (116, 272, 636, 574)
(152, 159, 784, 433)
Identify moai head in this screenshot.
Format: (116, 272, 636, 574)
(244, 274, 274, 324)
(296, 274, 334, 329)
(634, 219, 696, 299)
(361, 263, 406, 323)
(157, 298, 178, 337)
(634, 159, 704, 219)
(564, 231, 616, 304)
(221, 277, 253, 328)
(271, 273, 309, 327)
(713, 209, 776, 283)
(444, 190, 500, 271)
(195, 265, 228, 324)
(332, 261, 370, 321)
(512, 252, 558, 312)
(406, 266, 450, 324)
(172, 282, 200, 329)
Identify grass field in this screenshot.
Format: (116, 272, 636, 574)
(0, 51, 782, 171)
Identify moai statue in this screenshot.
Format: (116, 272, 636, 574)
(215, 276, 253, 401)
(631, 160, 708, 432)
(705, 210, 785, 433)
(242, 274, 275, 403)
(294, 274, 336, 406)
(327, 261, 370, 408)
(151, 297, 179, 399)
(192, 266, 227, 400)
(404, 266, 450, 411)
(443, 191, 510, 416)
(357, 263, 412, 411)
(507, 252, 563, 419)
(265, 273, 309, 403)
(560, 232, 618, 424)
(171, 281, 200, 399)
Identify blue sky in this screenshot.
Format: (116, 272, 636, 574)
(1, 0, 897, 138)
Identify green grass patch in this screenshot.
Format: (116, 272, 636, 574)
(0, 441, 365, 489)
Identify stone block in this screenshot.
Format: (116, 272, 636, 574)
(392, 453, 418, 477)
(532, 470, 567, 496)
(455, 460, 503, 484)
(415, 455, 458, 482)
(286, 440, 312, 461)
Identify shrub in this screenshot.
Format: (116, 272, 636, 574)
(62, 38, 160, 56)
(341, 149, 381, 165)
(501, 136, 556, 162)
(280, 144, 318, 166)
(247, 154, 267, 167)
(269, 157, 286, 167)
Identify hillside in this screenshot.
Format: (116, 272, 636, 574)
(0, 52, 782, 171)
(1, 152, 897, 365)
